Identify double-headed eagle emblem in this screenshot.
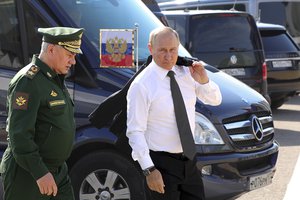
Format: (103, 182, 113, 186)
(106, 37, 127, 62)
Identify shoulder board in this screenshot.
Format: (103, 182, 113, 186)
(25, 65, 40, 79)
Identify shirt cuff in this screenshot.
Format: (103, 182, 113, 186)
(198, 80, 214, 90)
(137, 153, 154, 170)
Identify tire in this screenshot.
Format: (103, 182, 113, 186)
(271, 98, 286, 109)
(69, 151, 146, 200)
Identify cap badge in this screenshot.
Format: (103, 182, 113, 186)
(58, 39, 81, 49)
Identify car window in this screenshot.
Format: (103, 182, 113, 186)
(24, 1, 49, 62)
(260, 30, 299, 53)
(0, 0, 23, 69)
(167, 16, 187, 48)
(189, 14, 258, 52)
(259, 2, 300, 43)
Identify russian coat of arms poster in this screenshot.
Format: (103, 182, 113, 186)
(100, 29, 135, 68)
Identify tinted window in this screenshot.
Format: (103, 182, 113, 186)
(189, 14, 258, 52)
(259, 2, 300, 41)
(0, 0, 23, 69)
(260, 30, 299, 52)
(24, 2, 49, 62)
(167, 16, 187, 47)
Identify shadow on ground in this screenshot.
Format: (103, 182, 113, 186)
(272, 95, 300, 147)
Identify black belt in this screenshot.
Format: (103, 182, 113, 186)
(150, 150, 189, 161)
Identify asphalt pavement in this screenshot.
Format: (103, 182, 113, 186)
(283, 152, 300, 200)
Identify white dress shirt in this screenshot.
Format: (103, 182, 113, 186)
(126, 61, 222, 170)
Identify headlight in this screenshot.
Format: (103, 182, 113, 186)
(194, 112, 224, 145)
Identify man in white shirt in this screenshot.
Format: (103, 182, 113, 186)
(126, 27, 222, 200)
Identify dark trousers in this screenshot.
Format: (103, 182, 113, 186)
(149, 151, 204, 200)
(2, 159, 74, 200)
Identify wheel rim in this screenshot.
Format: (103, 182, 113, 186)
(79, 169, 131, 200)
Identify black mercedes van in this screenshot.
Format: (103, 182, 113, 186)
(0, 1, 278, 200)
(162, 10, 270, 103)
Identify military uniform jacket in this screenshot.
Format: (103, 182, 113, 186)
(0, 55, 75, 180)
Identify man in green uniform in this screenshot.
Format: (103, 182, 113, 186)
(0, 27, 84, 200)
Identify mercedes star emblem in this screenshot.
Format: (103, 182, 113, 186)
(250, 115, 264, 141)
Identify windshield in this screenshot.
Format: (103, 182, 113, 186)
(53, 0, 190, 62)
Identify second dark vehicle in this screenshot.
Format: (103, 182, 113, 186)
(162, 9, 270, 103)
(257, 22, 300, 109)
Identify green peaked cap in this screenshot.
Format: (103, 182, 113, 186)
(38, 27, 84, 54)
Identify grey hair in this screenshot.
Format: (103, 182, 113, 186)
(149, 27, 180, 47)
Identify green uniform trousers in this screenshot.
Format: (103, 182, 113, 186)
(2, 158, 74, 200)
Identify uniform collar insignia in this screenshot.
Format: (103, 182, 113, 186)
(27, 70, 34, 76)
(26, 65, 40, 79)
(31, 65, 38, 72)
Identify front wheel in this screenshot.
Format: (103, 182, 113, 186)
(69, 151, 146, 200)
(271, 97, 286, 109)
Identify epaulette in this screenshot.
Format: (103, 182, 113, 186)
(25, 65, 40, 79)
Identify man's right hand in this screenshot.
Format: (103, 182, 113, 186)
(36, 172, 58, 196)
(146, 169, 165, 194)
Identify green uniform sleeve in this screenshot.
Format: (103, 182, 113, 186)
(7, 77, 48, 180)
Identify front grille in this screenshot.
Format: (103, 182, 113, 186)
(223, 111, 274, 150)
(233, 134, 273, 147)
(222, 111, 269, 124)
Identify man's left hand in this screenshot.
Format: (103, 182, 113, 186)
(189, 61, 209, 84)
(36, 172, 58, 196)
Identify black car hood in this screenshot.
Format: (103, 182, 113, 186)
(197, 69, 270, 123)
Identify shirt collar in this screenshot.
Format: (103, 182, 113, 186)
(31, 55, 57, 79)
(151, 60, 178, 80)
